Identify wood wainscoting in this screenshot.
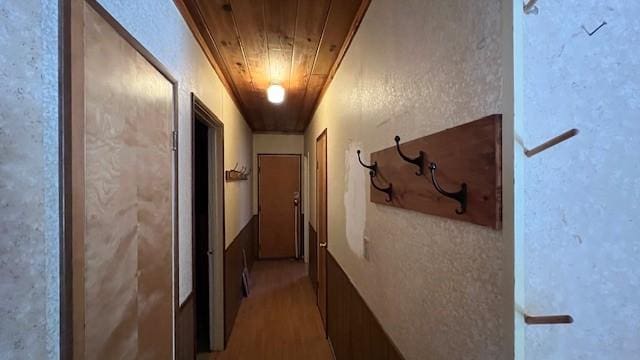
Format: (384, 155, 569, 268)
(176, 215, 257, 358)
(176, 294, 195, 359)
(224, 215, 258, 342)
(327, 253, 405, 360)
(309, 224, 318, 294)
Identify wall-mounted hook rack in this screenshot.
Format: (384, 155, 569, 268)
(395, 136, 425, 175)
(524, 129, 579, 157)
(357, 150, 378, 176)
(225, 163, 251, 181)
(369, 115, 502, 229)
(428, 162, 467, 214)
(369, 171, 392, 202)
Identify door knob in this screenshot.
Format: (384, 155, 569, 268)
(319, 243, 327, 248)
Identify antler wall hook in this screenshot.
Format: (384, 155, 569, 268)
(357, 150, 378, 176)
(394, 136, 425, 175)
(428, 162, 467, 214)
(369, 170, 392, 202)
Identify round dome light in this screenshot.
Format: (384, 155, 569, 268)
(267, 84, 285, 104)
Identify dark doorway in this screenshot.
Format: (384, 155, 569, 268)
(194, 117, 210, 353)
(191, 95, 225, 353)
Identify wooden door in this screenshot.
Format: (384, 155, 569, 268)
(258, 155, 301, 258)
(316, 130, 328, 329)
(81, 4, 174, 359)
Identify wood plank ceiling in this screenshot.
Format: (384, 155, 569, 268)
(175, 0, 370, 132)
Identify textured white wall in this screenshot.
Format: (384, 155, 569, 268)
(304, 0, 510, 359)
(95, 0, 254, 304)
(522, 1, 640, 358)
(0, 1, 59, 359)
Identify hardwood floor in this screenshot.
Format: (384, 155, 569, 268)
(202, 260, 333, 360)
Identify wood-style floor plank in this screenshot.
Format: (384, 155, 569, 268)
(202, 260, 332, 360)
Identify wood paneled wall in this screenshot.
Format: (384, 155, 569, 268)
(327, 253, 405, 360)
(224, 215, 258, 342)
(176, 294, 195, 360)
(176, 216, 257, 358)
(309, 224, 318, 294)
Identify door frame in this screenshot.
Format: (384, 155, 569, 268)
(61, 0, 180, 358)
(191, 94, 226, 351)
(315, 129, 328, 331)
(257, 153, 302, 260)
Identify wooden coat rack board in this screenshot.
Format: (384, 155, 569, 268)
(368, 114, 502, 229)
(225, 170, 248, 181)
(225, 164, 251, 181)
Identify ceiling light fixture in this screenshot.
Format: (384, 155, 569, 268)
(267, 84, 285, 104)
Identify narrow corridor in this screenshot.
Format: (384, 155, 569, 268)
(204, 261, 332, 360)
(6, 1, 640, 359)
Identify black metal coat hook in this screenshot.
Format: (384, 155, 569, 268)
(428, 162, 467, 214)
(394, 136, 425, 175)
(357, 150, 378, 176)
(369, 171, 392, 202)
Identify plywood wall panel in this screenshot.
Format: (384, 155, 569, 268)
(84, 6, 139, 358)
(83, 5, 173, 359)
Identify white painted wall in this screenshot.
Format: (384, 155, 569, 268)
(304, 0, 512, 358)
(521, 1, 640, 359)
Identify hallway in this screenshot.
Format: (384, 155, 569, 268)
(5, 1, 640, 359)
(206, 261, 332, 360)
